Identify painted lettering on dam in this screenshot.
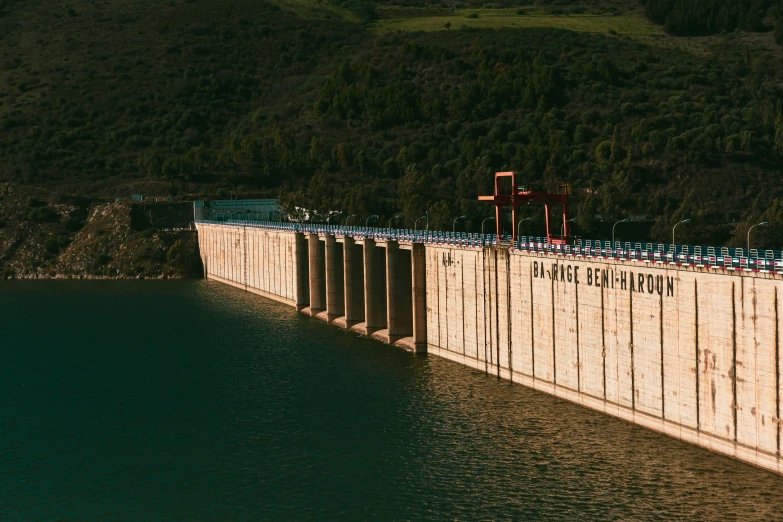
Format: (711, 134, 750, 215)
(532, 261, 675, 296)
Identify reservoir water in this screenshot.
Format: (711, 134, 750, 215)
(1, 280, 782, 520)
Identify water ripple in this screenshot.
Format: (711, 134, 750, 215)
(0, 280, 781, 520)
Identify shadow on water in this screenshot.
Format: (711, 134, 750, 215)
(0, 280, 781, 520)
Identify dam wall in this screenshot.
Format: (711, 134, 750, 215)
(196, 222, 783, 475)
(196, 224, 304, 307)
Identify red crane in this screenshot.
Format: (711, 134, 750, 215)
(478, 171, 571, 245)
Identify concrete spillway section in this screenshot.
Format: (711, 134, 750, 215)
(343, 237, 365, 328)
(196, 223, 783, 476)
(325, 235, 345, 322)
(363, 239, 388, 336)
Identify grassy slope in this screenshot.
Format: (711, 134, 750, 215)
(376, 10, 661, 35)
(266, 0, 362, 21)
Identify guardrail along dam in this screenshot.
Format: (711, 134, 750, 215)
(195, 213, 783, 476)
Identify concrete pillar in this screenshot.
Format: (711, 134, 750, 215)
(294, 232, 309, 310)
(344, 237, 365, 327)
(387, 241, 413, 342)
(325, 235, 345, 322)
(363, 239, 387, 332)
(308, 234, 326, 314)
(411, 242, 427, 354)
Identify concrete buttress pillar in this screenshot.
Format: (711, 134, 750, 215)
(363, 239, 387, 333)
(308, 234, 326, 314)
(343, 237, 365, 327)
(386, 241, 413, 343)
(294, 232, 309, 310)
(325, 235, 345, 322)
(411, 242, 427, 354)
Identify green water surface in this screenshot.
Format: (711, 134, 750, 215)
(1, 281, 781, 520)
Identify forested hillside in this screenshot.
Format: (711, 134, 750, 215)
(643, 0, 774, 35)
(2, 0, 783, 247)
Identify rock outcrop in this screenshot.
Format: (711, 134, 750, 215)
(0, 184, 202, 279)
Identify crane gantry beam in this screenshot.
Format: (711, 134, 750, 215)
(478, 171, 571, 244)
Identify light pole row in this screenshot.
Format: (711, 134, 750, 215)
(614, 217, 770, 252)
(311, 212, 771, 252)
(612, 217, 692, 245)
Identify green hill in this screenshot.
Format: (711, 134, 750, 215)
(3, 0, 783, 248)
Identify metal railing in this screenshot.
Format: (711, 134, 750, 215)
(195, 217, 783, 274)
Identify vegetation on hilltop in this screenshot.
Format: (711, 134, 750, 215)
(643, 0, 775, 35)
(2, 0, 783, 250)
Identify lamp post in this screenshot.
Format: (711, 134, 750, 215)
(453, 215, 466, 233)
(561, 217, 577, 237)
(327, 212, 341, 225)
(612, 218, 630, 244)
(672, 218, 691, 245)
(482, 216, 495, 235)
(366, 215, 378, 228)
(747, 221, 769, 252)
(415, 214, 429, 231)
(517, 217, 532, 237)
(345, 214, 357, 226)
(388, 213, 401, 230)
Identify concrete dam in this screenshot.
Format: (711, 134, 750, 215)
(195, 217, 783, 476)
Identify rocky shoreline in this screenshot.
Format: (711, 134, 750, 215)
(11, 273, 189, 280)
(0, 184, 202, 280)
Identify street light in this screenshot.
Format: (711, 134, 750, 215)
(747, 221, 769, 252)
(561, 217, 577, 237)
(345, 214, 357, 226)
(415, 214, 429, 231)
(366, 214, 379, 227)
(453, 215, 466, 233)
(612, 218, 630, 244)
(672, 218, 691, 245)
(482, 216, 495, 235)
(327, 212, 341, 225)
(388, 213, 401, 229)
(517, 217, 532, 237)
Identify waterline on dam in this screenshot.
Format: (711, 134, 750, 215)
(1, 280, 782, 520)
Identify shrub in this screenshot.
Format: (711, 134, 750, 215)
(61, 217, 84, 232)
(44, 238, 59, 255)
(167, 239, 186, 263)
(166, 238, 203, 276)
(93, 253, 112, 266)
(467, 12, 478, 19)
(27, 206, 58, 222)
